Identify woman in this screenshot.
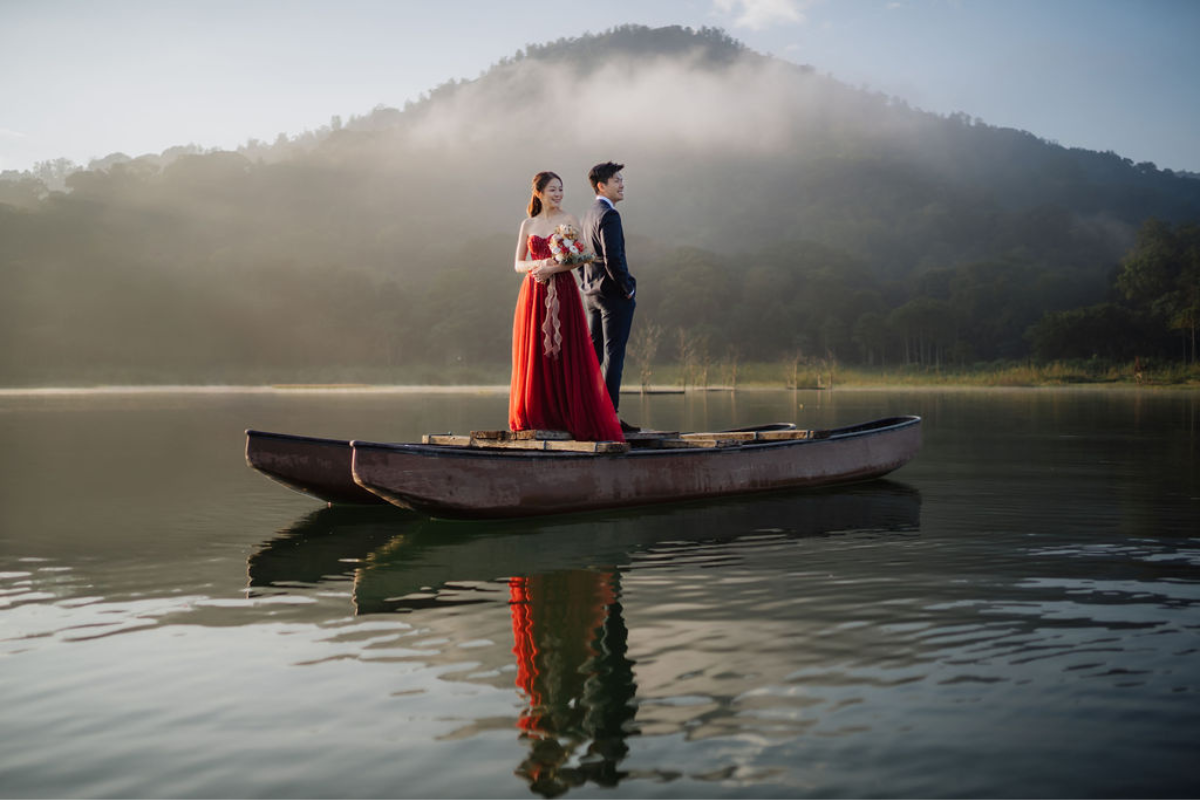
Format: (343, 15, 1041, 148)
(509, 171, 624, 442)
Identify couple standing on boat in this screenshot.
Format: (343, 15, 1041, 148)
(509, 162, 638, 443)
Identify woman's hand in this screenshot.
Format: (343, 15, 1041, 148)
(529, 258, 555, 283)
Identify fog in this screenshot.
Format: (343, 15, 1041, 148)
(394, 44, 921, 243)
(1, 26, 1196, 384)
(410, 54, 817, 154)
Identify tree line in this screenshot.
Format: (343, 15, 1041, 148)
(1, 25, 1198, 384)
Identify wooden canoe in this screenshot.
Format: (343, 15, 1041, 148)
(245, 429, 388, 506)
(350, 416, 921, 519)
(244, 422, 800, 507)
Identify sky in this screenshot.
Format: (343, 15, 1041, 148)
(2, 0, 1199, 175)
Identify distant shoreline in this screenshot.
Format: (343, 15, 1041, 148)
(7, 359, 1195, 394)
(1, 382, 1195, 396)
(0, 384, 513, 396)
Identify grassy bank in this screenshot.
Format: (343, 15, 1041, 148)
(641, 359, 1200, 390)
(0, 363, 514, 389)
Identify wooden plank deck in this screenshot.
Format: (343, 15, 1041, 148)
(419, 427, 820, 454)
(422, 432, 629, 453)
(469, 429, 573, 441)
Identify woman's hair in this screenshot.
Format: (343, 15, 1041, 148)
(528, 171, 561, 218)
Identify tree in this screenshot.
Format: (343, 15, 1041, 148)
(1027, 304, 1145, 361)
(852, 311, 888, 365)
(0, 173, 47, 209)
(627, 322, 663, 392)
(1117, 219, 1200, 362)
(888, 298, 957, 366)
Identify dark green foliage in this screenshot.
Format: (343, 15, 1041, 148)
(1028, 304, 1153, 361)
(1116, 220, 1200, 361)
(1026, 219, 1200, 363)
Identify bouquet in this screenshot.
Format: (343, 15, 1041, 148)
(547, 224, 593, 265)
(535, 224, 591, 360)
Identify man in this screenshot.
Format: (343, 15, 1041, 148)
(580, 162, 638, 433)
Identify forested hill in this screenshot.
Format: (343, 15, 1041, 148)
(2, 25, 1198, 383)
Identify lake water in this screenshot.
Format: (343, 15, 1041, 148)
(1, 387, 1197, 798)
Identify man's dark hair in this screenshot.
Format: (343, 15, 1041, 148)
(588, 162, 625, 192)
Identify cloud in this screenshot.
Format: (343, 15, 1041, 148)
(0, 127, 29, 139)
(712, 0, 811, 30)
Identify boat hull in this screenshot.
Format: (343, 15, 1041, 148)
(351, 416, 921, 518)
(245, 430, 388, 506)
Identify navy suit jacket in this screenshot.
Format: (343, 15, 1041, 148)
(580, 198, 636, 300)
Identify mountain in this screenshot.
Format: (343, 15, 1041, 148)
(2, 25, 1197, 382)
(280, 23, 1199, 268)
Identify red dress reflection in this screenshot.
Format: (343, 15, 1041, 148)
(508, 570, 636, 796)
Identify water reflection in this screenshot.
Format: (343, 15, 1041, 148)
(508, 570, 637, 797)
(247, 507, 409, 590)
(6, 390, 1198, 799)
(245, 483, 922, 608)
(246, 484, 920, 796)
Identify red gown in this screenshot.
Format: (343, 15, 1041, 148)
(509, 235, 624, 442)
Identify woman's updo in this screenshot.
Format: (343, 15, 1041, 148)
(528, 170, 561, 218)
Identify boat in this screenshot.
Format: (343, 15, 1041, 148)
(244, 424, 801, 506)
(356, 416, 920, 518)
(245, 429, 388, 506)
(247, 417, 921, 518)
(244, 422, 803, 507)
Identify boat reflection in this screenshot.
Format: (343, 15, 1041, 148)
(348, 481, 921, 614)
(248, 483, 921, 797)
(247, 506, 411, 591)
(248, 481, 921, 604)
